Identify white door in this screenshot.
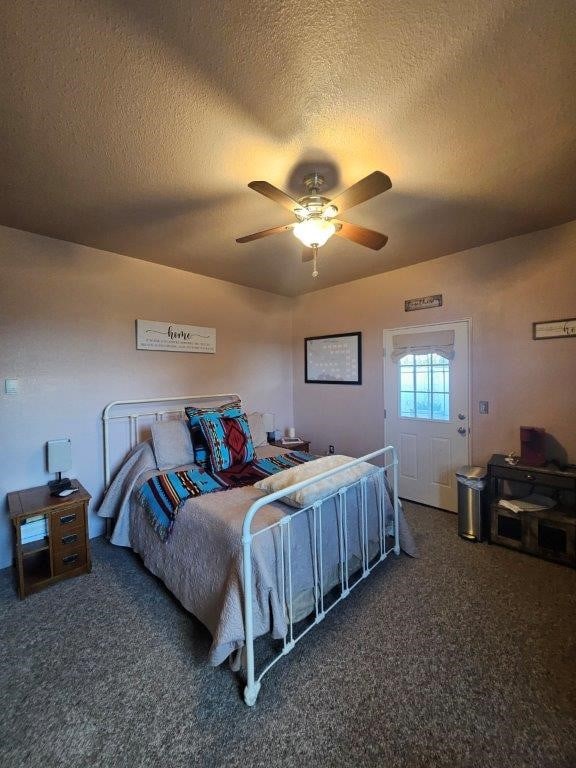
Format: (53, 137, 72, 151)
(383, 320, 470, 511)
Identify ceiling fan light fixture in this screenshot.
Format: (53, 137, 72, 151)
(238, 172, 391, 273)
(293, 217, 336, 248)
(322, 204, 338, 219)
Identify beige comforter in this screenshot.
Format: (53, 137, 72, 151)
(100, 443, 416, 665)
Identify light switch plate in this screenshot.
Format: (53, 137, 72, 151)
(479, 401, 489, 414)
(5, 379, 19, 395)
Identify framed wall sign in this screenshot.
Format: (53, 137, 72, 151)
(305, 332, 362, 384)
(533, 318, 576, 340)
(136, 319, 216, 353)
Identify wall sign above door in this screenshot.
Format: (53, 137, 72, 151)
(136, 319, 216, 353)
(405, 294, 443, 312)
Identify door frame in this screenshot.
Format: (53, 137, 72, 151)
(383, 318, 472, 493)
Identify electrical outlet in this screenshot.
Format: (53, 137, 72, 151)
(479, 401, 489, 414)
(328, 445, 335, 454)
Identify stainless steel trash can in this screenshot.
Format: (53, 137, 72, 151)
(456, 466, 487, 541)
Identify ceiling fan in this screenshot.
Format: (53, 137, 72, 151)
(236, 171, 392, 277)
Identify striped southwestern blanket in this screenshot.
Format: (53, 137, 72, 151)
(138, 451, 315, 541)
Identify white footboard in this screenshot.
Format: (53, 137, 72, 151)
(241, 446, 399, 706)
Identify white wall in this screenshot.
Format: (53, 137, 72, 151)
(2, 219, 575, 571)
(292, 220, 576, 466)
(0, 226, 294, 568)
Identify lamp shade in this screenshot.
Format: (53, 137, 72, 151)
(262, 412, 275, 433)
(46, 438, 72, 473)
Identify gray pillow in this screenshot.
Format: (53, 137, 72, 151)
(247, 411, 268, 447)
(150, 419, 196, 471)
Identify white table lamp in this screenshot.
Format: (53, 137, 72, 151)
(46, 438, 72, 492)
(262, 412, 275, 442)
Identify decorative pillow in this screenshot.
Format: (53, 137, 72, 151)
(150, 419, 196, 471)
(253, 454, 379, 509)
(246, 412, 268, 448)
(199, 412, 256, 472)
(185, 402, 242, 468)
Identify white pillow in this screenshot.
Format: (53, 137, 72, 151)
(246, 412, 268, 447)
(150, 419, 196, 471)
(254, 454, 378, 509)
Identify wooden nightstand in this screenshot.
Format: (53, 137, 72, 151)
(270, 439, 311, 453)
(7, 481, 91, 598)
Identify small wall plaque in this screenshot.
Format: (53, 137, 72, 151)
(405, 294, 443, 312)
(136, 319, 216, 353)
(533, 318, 576, 340)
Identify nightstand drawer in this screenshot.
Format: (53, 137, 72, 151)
(491, 465, 575, 490)
(52, 529, 85, 553)
(53, 545, 87, 575)
(50, 505, 85, 533)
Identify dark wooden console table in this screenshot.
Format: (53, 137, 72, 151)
(487, 454, 576, 567)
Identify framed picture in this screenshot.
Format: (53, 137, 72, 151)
(532, 318, 576, 340)
(305, 332, 362, 385)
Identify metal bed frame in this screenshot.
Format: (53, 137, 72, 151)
(102, 393, 241, 487)
(102, 395, 400, 706)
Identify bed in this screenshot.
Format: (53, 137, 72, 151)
(98, 394, 416, 705)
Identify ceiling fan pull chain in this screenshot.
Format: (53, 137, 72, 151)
(312, 247, 319, 278)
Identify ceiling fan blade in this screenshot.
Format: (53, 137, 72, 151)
(236, 223, 295, 243)
(247, 181, 301, 213)
(329, 171, 392, 214)
(334, 220, 388, 250)
(302, 247, 315, 263)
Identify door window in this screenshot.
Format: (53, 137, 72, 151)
(399, 353, 450, 420)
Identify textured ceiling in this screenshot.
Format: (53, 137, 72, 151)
(1, 0, 575, 296)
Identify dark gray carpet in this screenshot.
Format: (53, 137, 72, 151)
(1, 503, 575, 768)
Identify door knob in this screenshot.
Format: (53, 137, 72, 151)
(458, 412, 466, 420)
(457, 426, 467, 435)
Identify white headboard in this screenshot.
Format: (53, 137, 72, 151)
(102, 393, 240, 488)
